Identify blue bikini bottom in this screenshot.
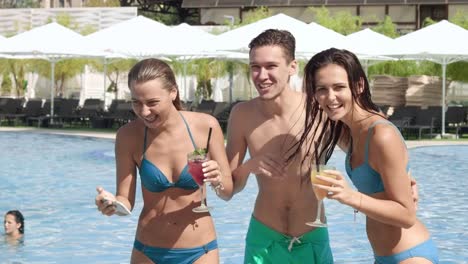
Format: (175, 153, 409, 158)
(133, 239, 218, 264)
(375, 238, 439, 264)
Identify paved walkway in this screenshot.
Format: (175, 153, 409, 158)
(1, 127, 468, 148)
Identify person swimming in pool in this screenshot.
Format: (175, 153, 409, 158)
(293, 48, 439, 264)
(95, 58, 233, 264)
(4, 210, 24, 246)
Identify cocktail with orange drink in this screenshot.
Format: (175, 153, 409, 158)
(306, 164, 336, 227)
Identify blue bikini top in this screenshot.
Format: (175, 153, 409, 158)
(139, 113, 199, 192)
(345, 120, 409, 195)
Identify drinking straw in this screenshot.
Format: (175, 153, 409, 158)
(205, 127, 213, 154)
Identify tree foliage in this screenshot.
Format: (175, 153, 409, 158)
(133, 0, 198, 25)
(238, 7, 271, 27)
(84, 0, 120, 7)
(32, 14, 93, 96)
(447, 10, 468, 82)
(308, 6, 362, 35)
(88, 58, 138, 99)
(0, 0, 39, 8)
(417, 15, 468, 82)
(190, 59, 228, 100)
(0, 59, 34, 97)
(168, 57, 247, 102)
(368, 15, 468, 82)
(369, 61, 440, 78)
(1, 71, 13, 95)
(422, 17, 437, 27)
(46, 13, 97, 35)
(372, 16, 399, 38)
(450, 10, 468, 29)
(164, 7, 270, 101)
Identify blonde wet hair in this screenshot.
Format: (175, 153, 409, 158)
(128, 58, 182, 110)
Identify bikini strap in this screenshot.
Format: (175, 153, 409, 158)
(364, 120, 395, 162)
(179, 112, 197, 149)
(142, 114, 197, 156)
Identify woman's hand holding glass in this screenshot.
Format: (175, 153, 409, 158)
(202, 160, 225, 196)
(202, 160, 223, 187)
(313, 169, 358, 207)
(306, 165, 336, 227)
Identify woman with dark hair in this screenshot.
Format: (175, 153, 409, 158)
(95, 58, 233, 264)
(4, 210, 24, 245)
(295, 48, 439, 263)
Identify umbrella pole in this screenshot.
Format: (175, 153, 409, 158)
(229, 69, 233, 104)
(50, 60, 55, 125)
(103, 58, 108, 108)
(441, 62, 446, 136)
(183, 60, 188, 102)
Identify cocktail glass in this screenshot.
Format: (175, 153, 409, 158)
(306, 164, 336, 227)
(188, 151, 212, 213)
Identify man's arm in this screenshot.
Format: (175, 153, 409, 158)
(226, 104, 250, 194)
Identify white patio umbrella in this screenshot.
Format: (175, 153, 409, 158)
(0, 22, 104, 124)
(169, 23, 220, 57)
(215, 14, 345, 101)
(86, 16, 171, 58)
(304, 22, 346, 58)
(387, 20, 468, 135)
(344, 28, 396, 74)
(86, 16, 227, 101)
(87, 16, 223, 58)
(216, 13, 346, 58)
(216, 13, 305, 52)
(170, 23, 248, 101)
(85, 16, 171, 102)
(170, 23, 219, 101)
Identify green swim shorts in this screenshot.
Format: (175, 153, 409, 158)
(244, 216, 334, 264)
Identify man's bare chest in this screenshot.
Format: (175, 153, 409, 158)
(246, 122, 303, 156)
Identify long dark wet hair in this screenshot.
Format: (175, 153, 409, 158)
(6, 210, 24, 234)
(128, 58, 182, 110)
(288, 48, 381, 168)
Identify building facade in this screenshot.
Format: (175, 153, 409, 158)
(182, 0, 468, 32)
(0, 7, 137, 36)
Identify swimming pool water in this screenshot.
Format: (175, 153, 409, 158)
(1, 132, 467, 263)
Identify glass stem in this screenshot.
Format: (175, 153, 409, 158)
(200, 184, 206, 207)
(316, 200, 323, 222)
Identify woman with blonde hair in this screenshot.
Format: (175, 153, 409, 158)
(95, 58, 233, 264)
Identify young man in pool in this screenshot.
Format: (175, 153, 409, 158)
(226, 29, 419, 264)
(226, 29, 334, 263)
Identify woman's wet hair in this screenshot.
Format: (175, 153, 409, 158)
(128, 58, 182, 110)
(288, 48, 380, 169)
(6, 210, 24, 234)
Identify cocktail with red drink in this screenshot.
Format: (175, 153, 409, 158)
(188, 149, 212, 213)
